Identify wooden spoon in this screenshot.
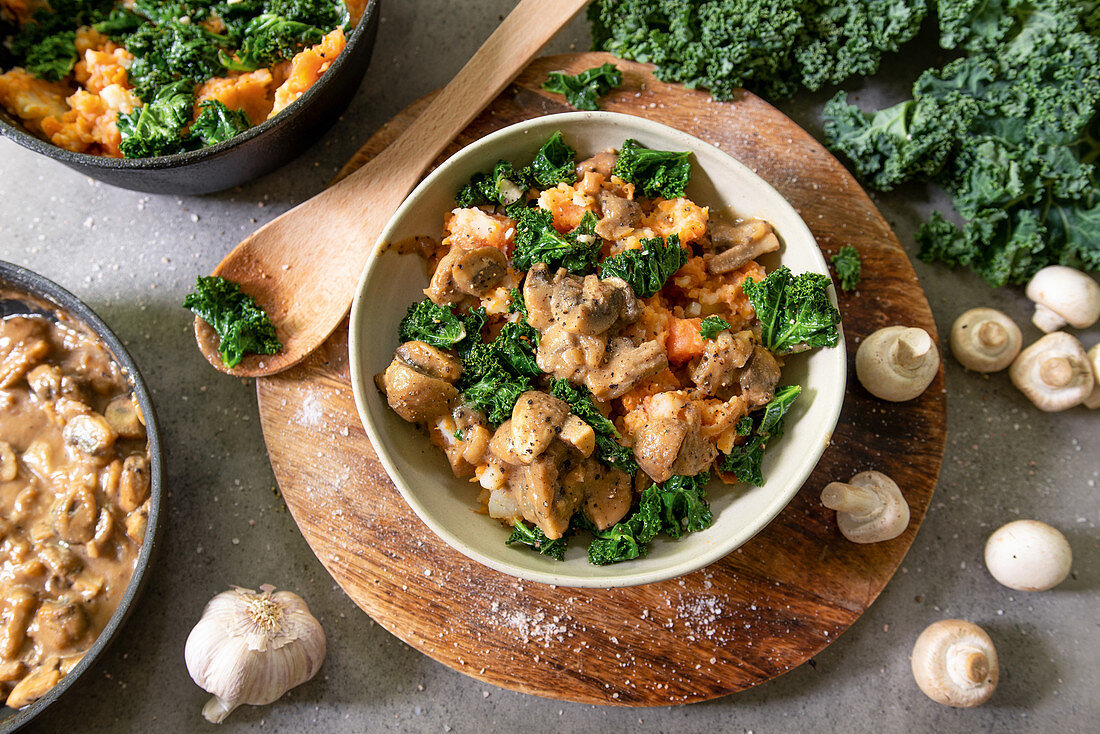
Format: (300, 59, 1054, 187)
(195, 0, 591, 376)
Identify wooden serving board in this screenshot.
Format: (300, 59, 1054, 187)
(256, 53, 947, 706)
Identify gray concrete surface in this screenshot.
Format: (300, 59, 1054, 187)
(0, 2, 1096, 732)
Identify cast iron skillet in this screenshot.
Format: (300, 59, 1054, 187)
(0, 261, 163, 733)
(0, 1, 380, 195)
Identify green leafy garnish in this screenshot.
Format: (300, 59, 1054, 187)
(24, 31, 78, 81)
(507, 288, 528, 318)
(610, 138, 692, 199)
(190, 100, 252, 147)
(652, 472, 713, 539)
(698, 315, 731, 340)
(541, 62, 623, 111)
(741, 266, 840, 355)
(720, 385, 801, 486)
(457, 321, 541, 425)
(512, 209, 601, 275)
(456, 161, 533, 208)
(120, 18, 226, 102)
(598, 234, 686, 297)
(830, 245, 862, 292)
(221, 14, 325, 71)
(528, 130, 578, 188)
(506, 521, 567, 561)
(398, 299, 470, 350)
(117, 79, 196, 158)
(549, 379, 639, 475)
(183, 275, 282, 368)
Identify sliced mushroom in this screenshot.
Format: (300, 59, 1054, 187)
(575, 149, 617, 178)
(0, 317, 50, 389)
(451, 246, 508, 296)
(705, 218, 781, 274)
(5, 659, 61, 709)
(104, 396, 146, 439)
(584, 338, 668, 400)
(509, 391, 570, 464)
(949, 308, 1022, 373)
(735, 345, 782, 408)
(125, 502, 149, 543)
(26, 364, 62, 401)
(118, 454, 151, 512)
(855, 326, 939, 402)
(29, 599, 88, 650)
(550, 273, 638, 335)
(559, 414, 595, 458)
(632, 393, 716, 483)
(512, 443, 583, 540)
(0, 441, 16, 482)
(51, 485, 98, 544)
(62, 413, 117, 457)
(564, 460, 633, 530)
(0, 586, 37, 659)
(1009, 332, 1093, 411)
(690, 330, 754, 399)
(522, 263, 556, 330)
(595, 190, 642, 241)
(821, 470, 909, 543)
(376, 341, 462, 424)
(1025, 265, 1100, 332)
(911, 620, 998, 708)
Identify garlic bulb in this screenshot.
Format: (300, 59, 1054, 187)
(185, 585, 326, 723)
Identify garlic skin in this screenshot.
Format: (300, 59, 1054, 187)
(185, 585, 326, 723)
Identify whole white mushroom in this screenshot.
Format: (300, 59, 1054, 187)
(820, 471, 910, 543)
(1009, 332, 1094, 411)
(1084, 344, 1100, 410)
(949, 308, 1022, 373)
(911, 619, 999, 708)
(856, 326, 940, 402)
(1025, 265, 1100, 332)
(984, 520, 1072, 592)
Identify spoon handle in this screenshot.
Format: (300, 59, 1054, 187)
(340, 0, 591, 203)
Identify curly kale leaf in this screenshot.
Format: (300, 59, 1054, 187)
(587, 0, 926, 101)
(458, 320, 541, 425)
(830, 245, 862, 292)
(122, 18, 227, 102)
(719, 385, 801, 486)
(699, 315, 730, 340)
(183, 276, 282, 368)
(610, 138, 691, 199)
(512, 209, 601, 275)
(652, 473, 713, 539)
(117, 79, 196, 158)
(549, 379, 639, 475)
(742, 266, 840, 354)
(190, 100, 252, 146)
(455, 160, 532, 208)
(397, 299, 484, 351)
(221, 14, 326, 71)
(585, 487, 662, 565)
(823, 1, 1100, 285)
(598, 234, 687, 298)
(528, 130, 578, 188)
(542, 62, 623, 111)
(506, 521, 567, 561)
(22, 32, 78, 81)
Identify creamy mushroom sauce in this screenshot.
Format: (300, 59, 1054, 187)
(378, 147, 785, 547)
(0, 304, 149, 709)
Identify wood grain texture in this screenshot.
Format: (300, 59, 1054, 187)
(257, 53, 947, 706)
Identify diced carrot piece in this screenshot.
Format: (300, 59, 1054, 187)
(665, 317, 706, 365)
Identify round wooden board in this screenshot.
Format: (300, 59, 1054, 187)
(256, 53, 947, 706)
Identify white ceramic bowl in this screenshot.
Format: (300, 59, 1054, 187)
(349, 112, 845, 588)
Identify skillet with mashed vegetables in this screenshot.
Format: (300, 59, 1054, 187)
(377, 132, 841, 566)
(0, 0, 367, 158)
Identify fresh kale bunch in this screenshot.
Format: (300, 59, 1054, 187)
(541, 62, 623, 111)
(830, 245, 862, 292)
(699, 315, 730, 339)
(512, 209, 602, 275)
(611, 138, 692, 199)
(598, 233, 687, 297)
(823, 0, 1100, 286)
(720, 385, 801, 485)
(183, 275, 282, 368)
(741, 266, 840, 354)
(456, 131, 578, 208)
(550, 378, 639, 475)
(588, 0, 927, 101)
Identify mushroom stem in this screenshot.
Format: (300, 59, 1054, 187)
(820, 482, 879, 516)
(1039, 356, 1073, 388)
(976, 321, 1007, 349)
(1032, 303, 1067, 333)
(894, 328, 933, 371)
(947, 646, 990, 688)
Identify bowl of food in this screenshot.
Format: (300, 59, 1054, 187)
(0, 261, 162, 730)
(0, 0, 380, 194)
(349, 112, 845, 588)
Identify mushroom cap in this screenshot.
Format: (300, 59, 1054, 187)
(949, 308, 1022, 373)
(1025, 265, 1100, 332)
(911, 619, 998, 708)
(1009, 332, 1093, 411)
(1084, 343, 1100, 410)
(984, 520, 1072, 592)
(855, 326, 940, 401)
(821, 470, 910, 543)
